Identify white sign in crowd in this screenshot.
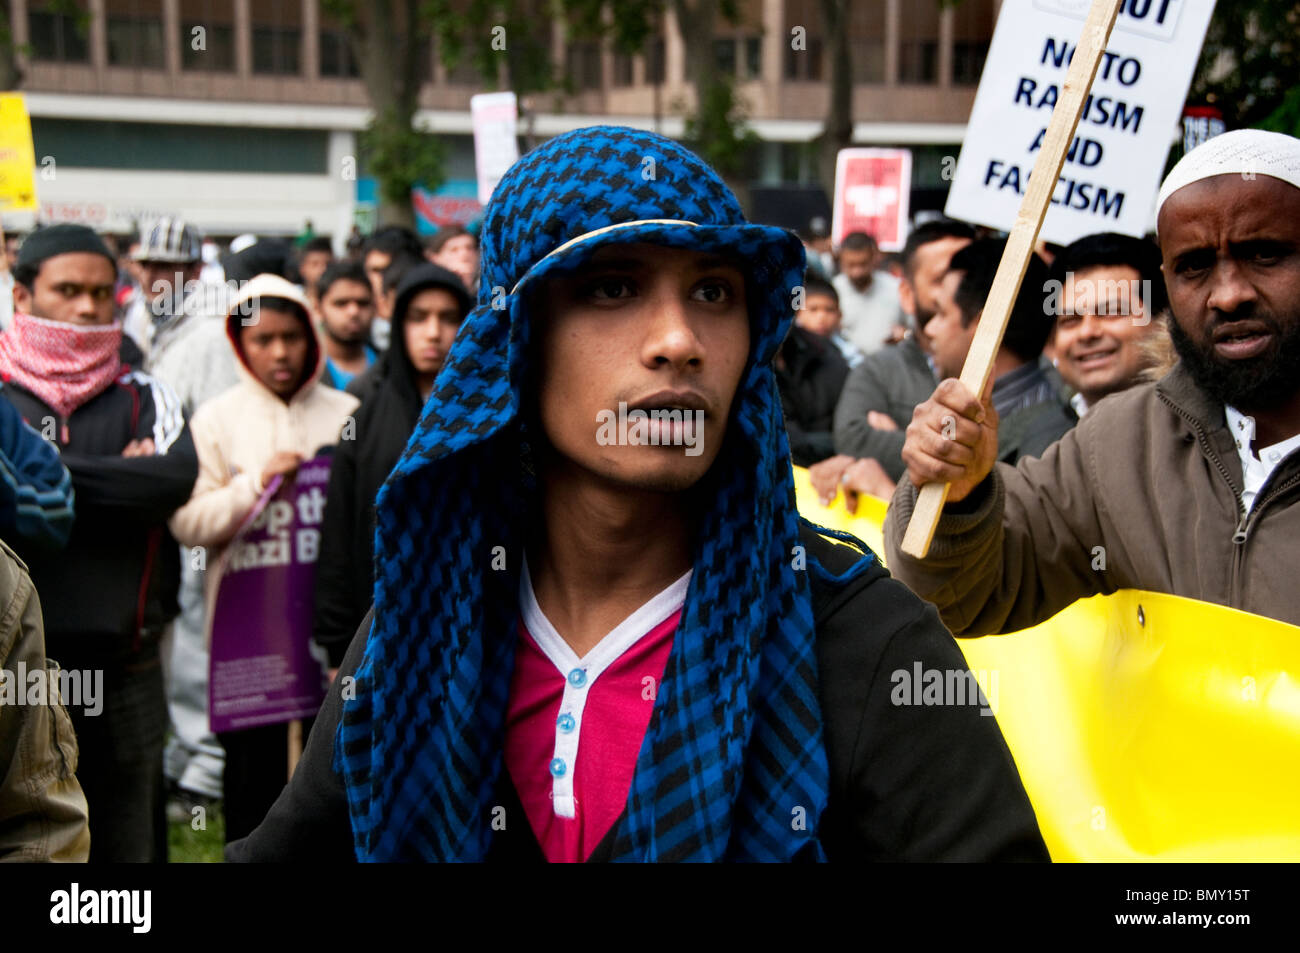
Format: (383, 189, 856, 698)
(946, 0, 1217, 245)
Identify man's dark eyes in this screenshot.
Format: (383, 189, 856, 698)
(585, 277, 635, 299)
(1175, 253, 1213, 275)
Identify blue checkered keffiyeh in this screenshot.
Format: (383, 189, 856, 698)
(336, 125, 874, 861)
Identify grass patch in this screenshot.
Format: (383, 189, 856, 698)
(168, 800, 225, 863)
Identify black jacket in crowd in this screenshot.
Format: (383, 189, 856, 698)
(312, 310, 427, 667)
(231, 526, 1050, 862)
(2, 367, 197, 653)
(776, 326, 850, 468)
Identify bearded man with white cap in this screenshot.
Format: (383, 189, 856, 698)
(884, 129, 1300, 633)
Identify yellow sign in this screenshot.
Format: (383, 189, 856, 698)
(0, 94, 38, 214)
(794, 466, 1300, 862)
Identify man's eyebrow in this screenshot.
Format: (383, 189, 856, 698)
(1166, 241, 1213, 262)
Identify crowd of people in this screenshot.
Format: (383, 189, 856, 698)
(0, 217, 478, 859)
(0, 122, 1296, 863)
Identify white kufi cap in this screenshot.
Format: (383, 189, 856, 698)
(1156, 128, 1300, 228)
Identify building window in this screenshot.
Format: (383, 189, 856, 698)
(319, 30, 359, 78)
(31, 117, 330, 174)
(181, 22, 235, 71)
(713, 38, 736, 76)
(253, 27, 302, 76)
(899, 41, 938, 84)
(415, 39, 432, 85)
(612, 51, 634, 87)
(784, 35, 822, 81)
(645, 38, 665, 85)
(851, 39, 885, 84)
(29, 7, 90, 63)
(743, 36, 761, 80)
(107, 17, 165, 69)
(567, 43, 601, 91)
(953, 41, 989, 85)
(180, 0, 234, 72)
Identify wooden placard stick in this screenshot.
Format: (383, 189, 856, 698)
(900, 0, 1124, 559)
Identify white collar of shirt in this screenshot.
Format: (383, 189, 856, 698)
(1223, 405, 1300, 513)
(1069, 392, 1089, 418)
(518, 553, 692, 819)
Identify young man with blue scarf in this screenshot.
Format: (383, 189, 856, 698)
(228, 127, 1047, 863)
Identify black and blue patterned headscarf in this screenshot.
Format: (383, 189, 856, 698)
(336, 125, 874, 861)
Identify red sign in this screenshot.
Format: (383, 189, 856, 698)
(831, 148, 912, 252)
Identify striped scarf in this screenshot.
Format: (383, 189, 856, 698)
(0, 312, 122, 419)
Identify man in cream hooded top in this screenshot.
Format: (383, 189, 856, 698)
(170, 274, 359, 589)
(169, 273, 358, 842)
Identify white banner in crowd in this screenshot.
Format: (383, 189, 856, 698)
(471, 91, 520, 206)
(945, 0, 1216, 245)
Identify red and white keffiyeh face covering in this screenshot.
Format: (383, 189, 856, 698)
(0, 311, 123, 419)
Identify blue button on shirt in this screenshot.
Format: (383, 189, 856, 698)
(567, 668, 587, 688)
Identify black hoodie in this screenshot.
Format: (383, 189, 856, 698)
(234, 525, 1049, 862)
(313, 264, 472, 666)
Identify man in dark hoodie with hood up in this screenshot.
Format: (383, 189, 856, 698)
(313, 263, 472, 670)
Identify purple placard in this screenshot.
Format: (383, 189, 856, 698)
(208, 454, 332, 733)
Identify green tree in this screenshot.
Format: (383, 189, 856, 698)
(323, 0, 446, 228)
(0, 1, 89, 91)
(1190, 0, 1300, 136)
(813, 0, 852, 197)
(671, 0, 758, 200)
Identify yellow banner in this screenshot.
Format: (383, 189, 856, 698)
(0, 94, 38, 214)
(794, 466, 1300, 861)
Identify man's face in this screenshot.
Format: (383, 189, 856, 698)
(795, 292, 841, 337)
(403, 287, 463, 377)
(1054, 264, 1155, 405)
(5, 237, 19, 269)
(839, 246, 877, 290)
(239, 305, 311, 398)
(299, 250, 333, 293)
(14, 253, 116, 326)
(433, 235, 479, 288)
(533, 243, 750, 493)
(926, 269, 977, 380)
(363, 250, 391, 301)
(318, 278, 374, 346)
(902, 236, 972, 352)
(1159, 174, 1300, 412)
(139, 260, 201, 308)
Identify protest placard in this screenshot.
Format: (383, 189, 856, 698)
(0, 94, 37, 215)
(208, 455, 332, 734)
(831, 148, 912, 252)
(945, 0, 1216, 244)
(471, 91, 520, 206)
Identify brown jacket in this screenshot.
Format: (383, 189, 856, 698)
(884, 362, 1300, 635)
(0, 540, 90, 861)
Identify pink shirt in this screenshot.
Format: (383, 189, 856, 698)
(504, 559, 690, 863)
